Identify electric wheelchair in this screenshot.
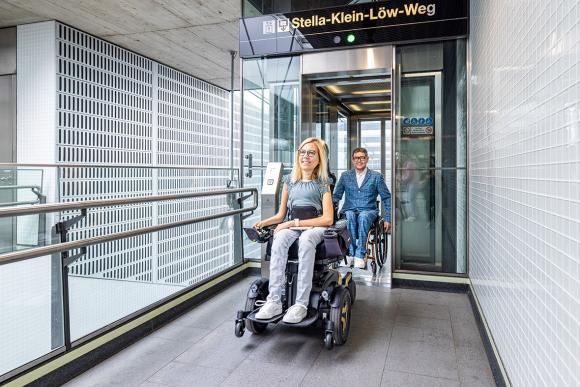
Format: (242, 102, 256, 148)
(235, 205, 356, 350)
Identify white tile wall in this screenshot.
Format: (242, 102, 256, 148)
(469, 2, 580, 387)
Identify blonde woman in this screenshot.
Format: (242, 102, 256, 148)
(253, 137, 334, 323)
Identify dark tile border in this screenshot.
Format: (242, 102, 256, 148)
(468, 290, 507, 387)
(18, 268, 254, 387)
(392, 278, 469, 293)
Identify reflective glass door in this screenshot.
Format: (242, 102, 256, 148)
(395, 73, 441, 271)
(241, 56, 300, 260)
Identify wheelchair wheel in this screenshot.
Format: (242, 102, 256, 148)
(376, 229, 385, 268)
(245, 279, 268, 334)
(330, 288, 352, 346)
(347, 278, 356, 305)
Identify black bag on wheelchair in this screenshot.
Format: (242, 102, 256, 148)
(289, 205, 319, 220)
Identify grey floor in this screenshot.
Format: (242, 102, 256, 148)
(66, 277, 495, 387)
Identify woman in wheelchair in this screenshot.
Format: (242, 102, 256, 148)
(252, 137, 334, 323)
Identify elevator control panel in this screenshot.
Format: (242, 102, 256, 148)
(261, 162, 283, 195)
(260, 162, 284, 278)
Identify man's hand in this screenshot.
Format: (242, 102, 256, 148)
(383, 221, 391, 232)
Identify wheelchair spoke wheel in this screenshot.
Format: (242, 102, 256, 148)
(330, 288, 352, 346)
(376, 230, 386, 267)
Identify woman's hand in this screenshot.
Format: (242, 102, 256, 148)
(252, 220, 263, 230)
(274, 221, 292, 234)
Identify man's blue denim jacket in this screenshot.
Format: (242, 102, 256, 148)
(332, 169, 392, 222)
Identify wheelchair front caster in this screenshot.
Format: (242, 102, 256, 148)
(324, 332, 334, 350)
(235, 321, 245, 337)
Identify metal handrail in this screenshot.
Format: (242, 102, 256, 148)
(0, 163, 241, 171)
(0, 188, 252, 217)
(0, 185, 42, 191)
(0, 185, 46, 208)
(0, 187, 258, 265)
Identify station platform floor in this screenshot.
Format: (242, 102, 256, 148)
(65, 277, 495, 387)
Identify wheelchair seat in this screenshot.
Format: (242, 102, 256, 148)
(260, 216, 350, 267)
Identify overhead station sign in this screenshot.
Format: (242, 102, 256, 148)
(240, 0, 468, 58)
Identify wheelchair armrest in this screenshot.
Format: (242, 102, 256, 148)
(327, 218, 347, 232)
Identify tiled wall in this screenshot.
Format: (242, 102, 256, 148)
(469, 2, 580, 386)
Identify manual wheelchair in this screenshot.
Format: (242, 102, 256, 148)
(363, 216, 390, 275)
(235, 208, 356, 350)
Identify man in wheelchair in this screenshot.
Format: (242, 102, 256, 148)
(236, 138, 354, 349)
(332, 147, 391, 269)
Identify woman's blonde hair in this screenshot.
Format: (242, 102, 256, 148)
(290, 137, 329, 183)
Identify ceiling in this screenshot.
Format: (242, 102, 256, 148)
(317, 77, 391, 115)
(0, 0, 241, 90)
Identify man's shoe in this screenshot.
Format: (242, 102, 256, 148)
(341, 255, 354, 267)
(354, 258, 366, 269)
(255, 299, 282, 319)
(282, 304, 308, 323)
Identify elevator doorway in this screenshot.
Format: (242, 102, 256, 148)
(240, 43, 467, 280)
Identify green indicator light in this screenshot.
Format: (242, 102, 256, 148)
(346, 33, 355, 43)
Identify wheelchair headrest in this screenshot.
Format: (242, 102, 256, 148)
(323, 143, 337, 193)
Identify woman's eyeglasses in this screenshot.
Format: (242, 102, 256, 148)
(299, 150, 317, 157)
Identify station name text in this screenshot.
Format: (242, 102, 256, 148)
(291, 3, 436, 29)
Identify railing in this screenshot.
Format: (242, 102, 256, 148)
(0, 186, 257, 381)
(0, 185, 46, 207)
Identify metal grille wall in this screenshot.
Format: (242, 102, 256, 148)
(157, 66, 232, 284)
(55, 23, 234, 284)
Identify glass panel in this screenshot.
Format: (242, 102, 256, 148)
(395, 169, 466, 272)
(242, 56, 300, 259)
(1, 165, 242, 366)
(0, 168, 46, 254)
(0, 256, 64, 376)
(360, 120, 382, 171)
(336, 112, 349, 177)
(394, 39, 467, 274)
(67, 167, 239, 340)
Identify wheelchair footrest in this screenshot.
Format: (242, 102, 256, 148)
(280, 308, 318, 327)
(246, 309, 284, 324)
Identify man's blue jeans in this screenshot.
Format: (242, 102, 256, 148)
(344, 210, 378, 259)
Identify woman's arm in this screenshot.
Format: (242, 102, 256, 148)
(296, 191, 333, 228)
(252, 184, 288, 229)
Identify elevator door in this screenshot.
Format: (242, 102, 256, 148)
(395, 72, 443, 271)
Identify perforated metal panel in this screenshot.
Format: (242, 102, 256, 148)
(55, 23, 234, 284)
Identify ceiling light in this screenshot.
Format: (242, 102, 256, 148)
(360, 101, 391, 105)
(368, 109, 390, 112)
(351, 89, 391, 95)
(325, 85, 343, 94)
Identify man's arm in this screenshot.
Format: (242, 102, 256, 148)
(377, 173, 391, 222)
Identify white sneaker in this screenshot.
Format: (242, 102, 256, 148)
(255, 299, 282, 319)
(354, 258, 366, 269)
(282, 304, 308, 323)
(341, 255, 354, 267)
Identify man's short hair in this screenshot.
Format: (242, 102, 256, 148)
(351, 147, 368, 158)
